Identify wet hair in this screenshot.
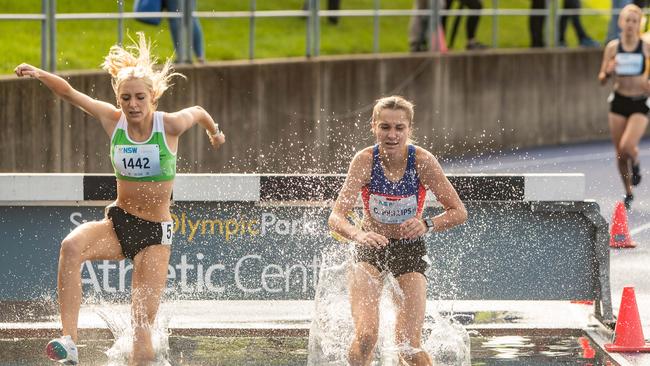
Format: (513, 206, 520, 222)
(371, 95, 416, 143)
(372, 95, 414, 125)
(101, 32, 184, 102)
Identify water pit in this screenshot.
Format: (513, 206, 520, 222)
(0, 173, 620, 365)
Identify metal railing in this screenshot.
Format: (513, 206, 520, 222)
(0, 0, 623, 72)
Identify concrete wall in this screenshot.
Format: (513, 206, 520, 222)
(0, 48, 609, 174)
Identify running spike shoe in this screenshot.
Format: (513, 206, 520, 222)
(45, 335, 78, 365)
(632, 162, 642, 186)
(624, 194, 634, 210)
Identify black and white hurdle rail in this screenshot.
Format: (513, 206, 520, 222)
(0, 173, 585, 203)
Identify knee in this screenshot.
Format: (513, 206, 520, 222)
(355, 330, 379, 356)
(618, 143, 636, 159)
(59, 237, 84, 262)
(615, 144, 631, 160)
(400, 350, 432, 365)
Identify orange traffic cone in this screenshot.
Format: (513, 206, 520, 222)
(605, 287, 650, 352)
(578, 336, 595, 359)
(610, 201, 636, 248)
(431, 25, 448, 53)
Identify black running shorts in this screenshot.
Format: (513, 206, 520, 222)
(354, 237, 429, 278)
(106, 205, 173, 260)
(609, 92, 650, 118)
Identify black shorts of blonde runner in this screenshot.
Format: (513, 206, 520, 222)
(330, 211, 362, 242)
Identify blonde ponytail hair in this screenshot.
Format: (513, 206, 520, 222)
(101, 32, 184, 102)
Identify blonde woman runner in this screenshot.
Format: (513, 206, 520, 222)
(329, 96, 467, 366)
(599, 4, 650, 209)
(15, 32, 225, 365)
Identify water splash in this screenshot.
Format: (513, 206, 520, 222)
(421, 309, 471, 365)
(307, 246, 354, 365)
(96, 303, 172, 365)
(307, 245, 471, 365)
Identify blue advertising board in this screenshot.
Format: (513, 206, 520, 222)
(0, 201, 605, 304)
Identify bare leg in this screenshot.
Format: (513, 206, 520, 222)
(348, 262, 383, 366)
(58, 219, 124, 341)
(395, 272, 432, 366)
(619, 113, 648, 169)
(609, 112, 649, 196)
(609, 113, 633, 196)
(129, 244, 171, 365)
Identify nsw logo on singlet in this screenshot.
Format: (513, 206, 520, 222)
(369, 193, 417, 224)
(616, 53, 644, 76)
(113, 144, 161, 178)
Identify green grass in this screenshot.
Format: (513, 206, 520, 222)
(0, 0, 613, 74)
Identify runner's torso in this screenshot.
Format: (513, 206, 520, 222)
(361, 145, 426, 238)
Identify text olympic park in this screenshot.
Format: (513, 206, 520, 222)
(70, 210, 328, 241)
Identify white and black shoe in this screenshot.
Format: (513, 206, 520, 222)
(45, 335, 78, 365)
(632, 162, 642, 186)
(624, 194, 634, 210)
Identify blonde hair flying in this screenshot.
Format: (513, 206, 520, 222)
(101, 32, 184, 102)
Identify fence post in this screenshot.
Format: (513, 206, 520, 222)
(373, 0, 379, 53)
(492, 0, 498, 47)
(550, 0, 556, 47)
(430, 0, 439, 52)
(41, 0, 47, 70)
(182, 0, 193, 63)
(312, 0, 320, 56)
(305, 0, 312, 57)
(249, 0, 256, 60)
(48, 0, 56, 72)
(117, 0, 124, 46)
(177, 0, 186, 63)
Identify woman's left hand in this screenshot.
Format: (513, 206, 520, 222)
(400, 217, 427, 239)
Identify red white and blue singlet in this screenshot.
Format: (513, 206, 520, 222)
(362, 145, 427, 224)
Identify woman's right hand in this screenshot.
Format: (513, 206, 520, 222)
(353, 230, 388, 249)
(605, 59, 616, 76)
(14, 63, 40, 78)
(598, 71, 608, 85)
(207, 130, 226, 149)
(599, 60, 616, 85)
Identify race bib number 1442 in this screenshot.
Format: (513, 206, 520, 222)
(113, 144, 162, 178)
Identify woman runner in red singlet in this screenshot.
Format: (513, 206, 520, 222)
(328, 95, 467, 366)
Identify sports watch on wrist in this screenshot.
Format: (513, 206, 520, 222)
(424, 217, 434, 232)
(207, 123, 221, 137)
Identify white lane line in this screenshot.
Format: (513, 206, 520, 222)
(630, 222, 650, 235)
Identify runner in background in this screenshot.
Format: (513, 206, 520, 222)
(599, 4, 650, 209)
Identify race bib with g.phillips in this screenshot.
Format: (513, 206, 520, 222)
(368, 193, 418, 224)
